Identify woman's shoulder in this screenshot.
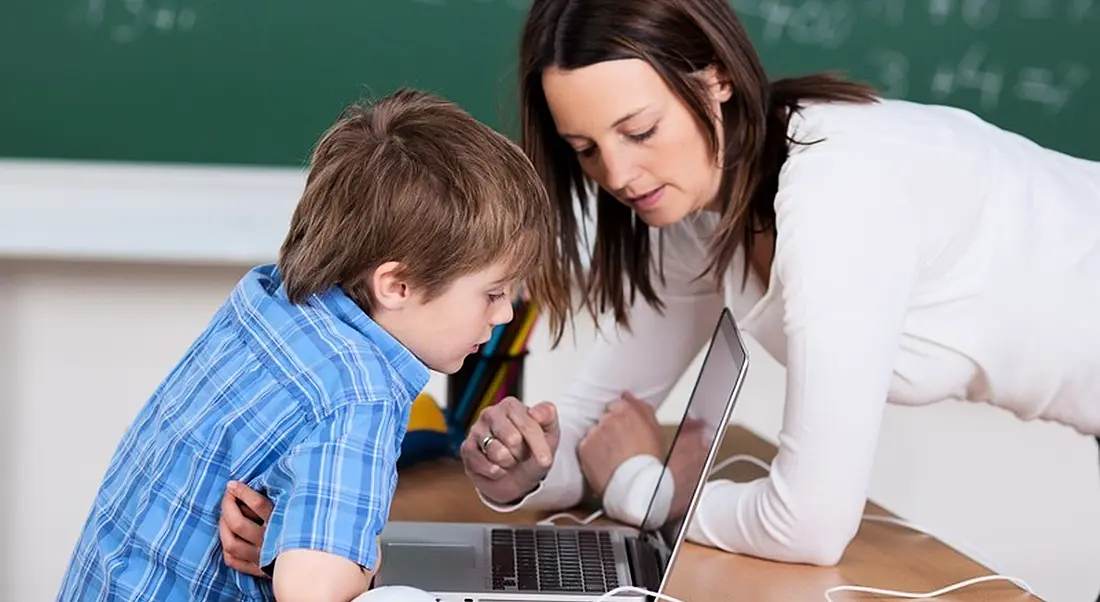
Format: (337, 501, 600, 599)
(785, 98, 1014, 165)
(771, 101, 938, 246)
(777, 98, 1006, 208)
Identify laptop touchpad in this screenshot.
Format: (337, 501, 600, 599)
(382, 542, 480, 589)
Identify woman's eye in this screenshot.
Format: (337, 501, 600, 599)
(628, 125, 657, 143)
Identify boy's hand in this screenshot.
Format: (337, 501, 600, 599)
(219, 480, 274, 577)
(461, 397, 559, 505)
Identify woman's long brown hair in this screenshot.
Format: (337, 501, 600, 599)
(520, 0, 878, 340)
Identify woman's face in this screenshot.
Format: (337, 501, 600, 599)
(542, 58, 731, 227)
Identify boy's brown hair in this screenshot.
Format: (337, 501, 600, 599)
(279, 88, 569, 339)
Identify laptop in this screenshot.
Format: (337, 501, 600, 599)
(376, 307, 750, 601)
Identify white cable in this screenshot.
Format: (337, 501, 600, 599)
(707, 453, 771, 475)
(592, 585, 686, 602)
(587, 575, 1034, 602)
(823, 574, 1034, 601)
(537, 508, 605, 526)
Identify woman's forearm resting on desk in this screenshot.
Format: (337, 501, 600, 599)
(486, 450, 859, 567)
(684, 477, 862, 566)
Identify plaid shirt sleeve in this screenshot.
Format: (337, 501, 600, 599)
(258, 397, 400, 573)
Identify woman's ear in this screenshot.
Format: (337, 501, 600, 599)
(702, 65, 733, 104)
(371, 261, 412, 311)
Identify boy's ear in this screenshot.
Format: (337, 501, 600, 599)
(372, 261, 413, 310)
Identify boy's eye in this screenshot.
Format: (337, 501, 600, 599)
(488, 292, 507, 303)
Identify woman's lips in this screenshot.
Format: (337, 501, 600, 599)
(628, 185, 665, 211)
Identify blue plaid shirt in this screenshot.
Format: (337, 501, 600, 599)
(57, 264, 430, 602)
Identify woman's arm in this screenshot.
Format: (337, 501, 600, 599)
(481, 222, 726, 512)
(685, 149, 920, 565)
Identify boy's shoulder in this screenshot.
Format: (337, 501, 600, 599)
(223, 264, 431, 415)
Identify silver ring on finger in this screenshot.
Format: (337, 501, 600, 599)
(479, 434, 497, 455)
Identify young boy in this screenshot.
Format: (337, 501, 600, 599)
(56, 88, 567, 602)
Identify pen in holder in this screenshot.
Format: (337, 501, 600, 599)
(446, 350, 529, 447)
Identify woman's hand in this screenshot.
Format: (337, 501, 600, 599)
(460, 397, 560, 505)
(666, 418, 709, 519)
(578, 392, 662, 498)
(218, 480, 274, 577)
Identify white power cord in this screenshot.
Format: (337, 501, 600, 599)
(823, 575, 1034, 601)
(538, 507, 605, 526)
(592, 586, 686, 602)
(589, 577, 1036, 602)
(707, 453, 772, 474)
(540, 454, 1035, 601)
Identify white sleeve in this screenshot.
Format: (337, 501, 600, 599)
(685, 150, 920, 565)
(600, 454, 672, 529)
(480, 223, 725, 513)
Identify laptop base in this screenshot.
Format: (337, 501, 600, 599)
(376, 521, 647, 602)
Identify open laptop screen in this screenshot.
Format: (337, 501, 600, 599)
(638, 308, 749, 560)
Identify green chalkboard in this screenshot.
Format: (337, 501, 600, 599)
(733, 0, 1098, 160)
(1, 0, 1097, 167)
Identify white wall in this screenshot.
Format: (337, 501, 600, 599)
(0, 266, 15, 591)
(2, 163, 1098, 602)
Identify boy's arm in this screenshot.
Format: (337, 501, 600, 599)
(258, 399, 402, 601)
(273, 548, 374, 602)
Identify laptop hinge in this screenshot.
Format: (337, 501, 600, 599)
(650, 531, 672, 581)
(625, 533, 664, 597)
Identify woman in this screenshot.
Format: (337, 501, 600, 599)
(458, 0, 1100, 568)
(218, 0, 1100, 573)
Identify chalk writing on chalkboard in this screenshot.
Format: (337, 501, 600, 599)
(410, 0, 532, 9)
(923, 43, 1089, 113)
(730, 0, 1094, 116)
(73, 0, 199, 43)
(64, 0, 1094, 119)
(73, 0, 541, 43)
(733, 0, 1094, 48)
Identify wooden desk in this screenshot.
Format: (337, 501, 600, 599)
(391, 425, 1040, 602)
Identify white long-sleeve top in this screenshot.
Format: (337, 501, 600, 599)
(484, 98, 1100, 565)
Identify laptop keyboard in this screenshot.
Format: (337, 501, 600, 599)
(490, 527, 620, 593)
